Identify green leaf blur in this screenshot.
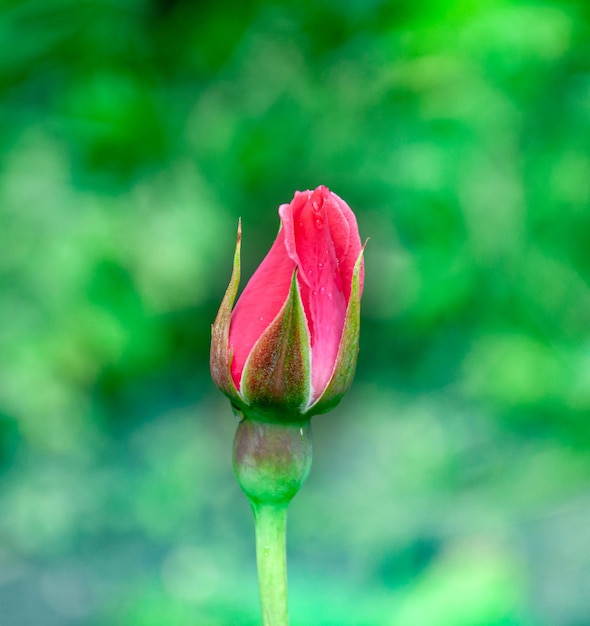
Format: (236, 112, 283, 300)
(1, 0, 589, 624)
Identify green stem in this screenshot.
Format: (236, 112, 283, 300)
(233, 418, 312, 626)
(252, 503, 289, 626)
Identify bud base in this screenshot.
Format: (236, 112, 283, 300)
(233, 418, 312, 507)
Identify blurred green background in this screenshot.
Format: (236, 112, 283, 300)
(1, 0, 590, 624)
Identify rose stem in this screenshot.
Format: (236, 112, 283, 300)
(252, 502, 289, 626)
(233, 419, 313, 626)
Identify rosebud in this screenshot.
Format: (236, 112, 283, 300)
(211, 186, 364, 422)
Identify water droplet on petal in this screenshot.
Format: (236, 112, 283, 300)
(320, 287, 326, 294)
(312, 198, 322, 213)
(312, 290, 317, 296)
(307, 269, 313, 277)
(314, 218, 324, 230)
(318, 262, 323, 269)
(259, 317, 264, 321)
(328, 292, 333, 299)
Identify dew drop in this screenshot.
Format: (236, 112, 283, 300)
(312, 290, 317, 296)
(327, 292, 333, 300)
(314, 218, 324, 230)
(320, 287, 326, 295)
(307, 269, 313, 277)
(318, 262, 324, 269)
(259, 316, 264, 321)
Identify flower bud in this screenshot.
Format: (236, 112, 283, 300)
(211, 186, 364, 422)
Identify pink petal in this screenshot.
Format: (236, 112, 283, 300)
(229, 228, 296, 389)
(327, 191, 364, 301)
(287, 186, 358, 400)
(230, 186, 363, 404)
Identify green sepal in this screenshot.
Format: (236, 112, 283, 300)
(210, 221, 242, 404)
(240, 270, 312, 421)
(308, 245, 365, 416)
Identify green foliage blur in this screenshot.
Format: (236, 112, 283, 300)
(1, 0, 589, 624)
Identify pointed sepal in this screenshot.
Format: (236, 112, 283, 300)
(309, 244, 365, 416)
(241, 270, 312, 421)
(210, 221, 243, 403)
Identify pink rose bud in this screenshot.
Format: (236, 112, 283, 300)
(211, 186, 364, 421)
